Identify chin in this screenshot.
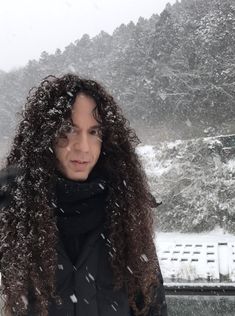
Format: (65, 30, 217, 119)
(69, 171, 89, 181)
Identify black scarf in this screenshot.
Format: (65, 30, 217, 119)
(55, 169, 108, 264)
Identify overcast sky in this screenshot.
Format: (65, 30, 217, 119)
(0, 0, 177, 72)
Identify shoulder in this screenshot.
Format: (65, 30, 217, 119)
(0, 165, 20, 208)
(0, 165, 20, 184)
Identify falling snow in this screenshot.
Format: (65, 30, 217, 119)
(70, 294, 78, 303)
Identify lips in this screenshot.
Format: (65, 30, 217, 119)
(70, 160, 89, 171)
(71, 160, 89, 163)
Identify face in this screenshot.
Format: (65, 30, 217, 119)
(54, 93, 102, 181)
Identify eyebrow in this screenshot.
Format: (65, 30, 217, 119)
(72, 123, 101, 129)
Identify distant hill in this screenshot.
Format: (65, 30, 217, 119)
(137, 133, 235, 233)
(0, 0, 234, 154)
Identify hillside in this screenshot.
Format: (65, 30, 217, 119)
(0, 0, 234, 148)
(137, 134, 235, 233)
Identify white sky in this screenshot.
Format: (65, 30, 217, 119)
(0, 0, 177, 72)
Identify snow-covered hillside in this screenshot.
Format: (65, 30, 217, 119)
(136, 134, 235, 233)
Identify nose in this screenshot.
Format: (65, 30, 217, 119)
(72, 133, 89, 153)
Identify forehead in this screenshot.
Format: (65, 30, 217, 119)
(71, 94, 100, 125)
(72, 93, 96, 111)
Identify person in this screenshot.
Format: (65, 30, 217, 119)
(0, 74, 167, 316)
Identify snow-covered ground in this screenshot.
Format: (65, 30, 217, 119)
(155, 228, 235, 284)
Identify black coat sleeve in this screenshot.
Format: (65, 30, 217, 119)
(0, 165, 20, 208)
(0, 189, 6, 207)
(0, 174, 9, 210)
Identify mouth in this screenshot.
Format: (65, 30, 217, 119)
(70, 160, 90, 170)
(71, 160, 89, 164)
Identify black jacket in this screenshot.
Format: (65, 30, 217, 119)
(28, 224, 167, 316)
(0, 168, 167, 316)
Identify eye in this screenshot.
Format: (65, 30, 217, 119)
(90, 129, 102, 136)
(90, 129, 98, 135)
(58, 122, 75, 136)
(67, 126, 77, 135)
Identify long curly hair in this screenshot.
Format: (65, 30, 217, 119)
(0, 74, 161, 315)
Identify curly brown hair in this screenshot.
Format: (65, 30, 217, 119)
(0, 74, 161, 315)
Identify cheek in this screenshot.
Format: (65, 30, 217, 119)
(94, 143, 102, 160)
(54, 146, 67, 165)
